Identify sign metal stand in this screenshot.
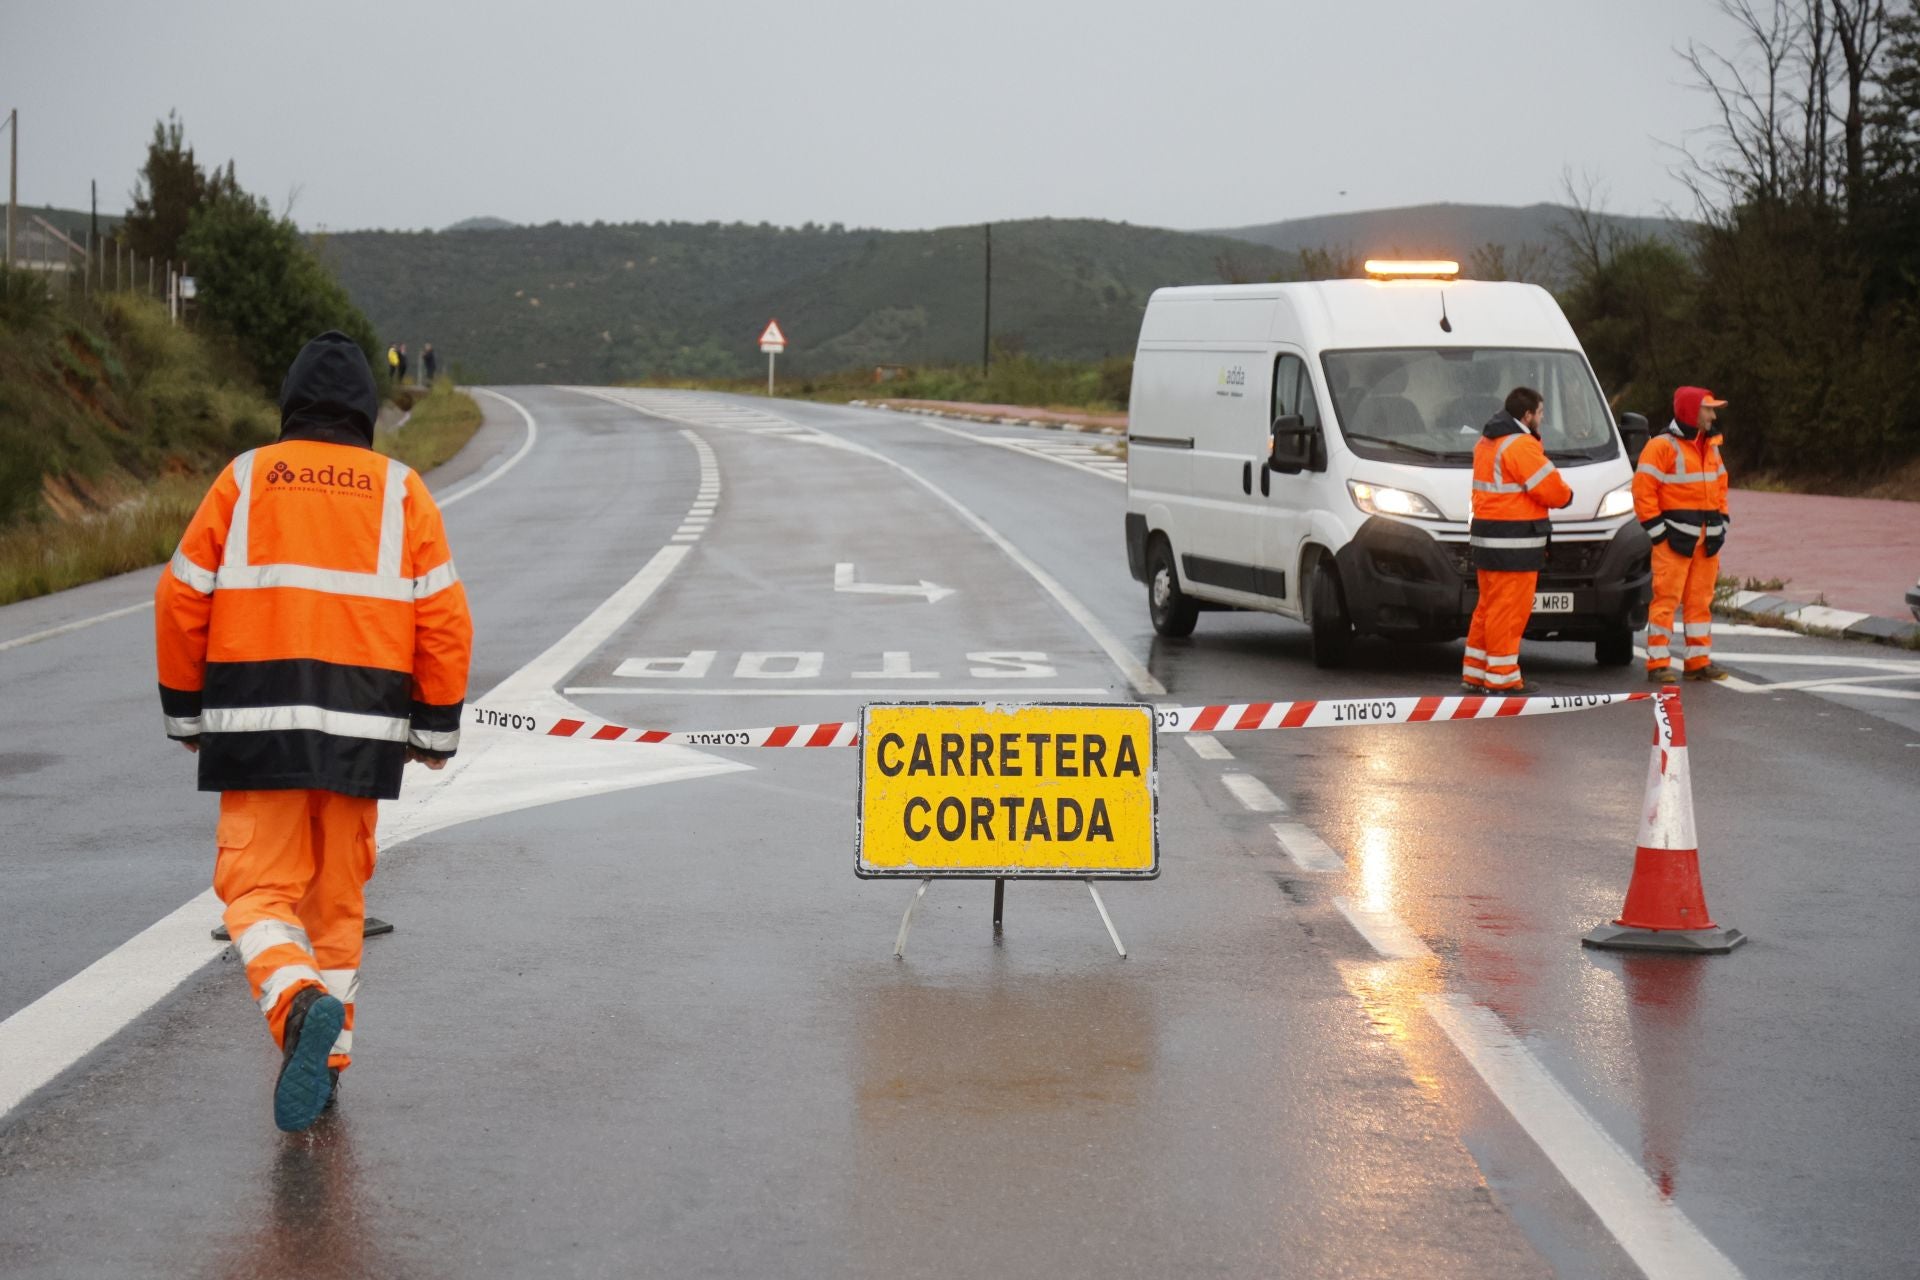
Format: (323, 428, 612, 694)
(892, 878, 1127, 959)
(759, 318, 786, 395)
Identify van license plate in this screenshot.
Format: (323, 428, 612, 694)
(1534, 592, 1574, 613)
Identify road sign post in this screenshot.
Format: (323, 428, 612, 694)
(759, 318, 787, 396)
(858, 702, 1158, 958)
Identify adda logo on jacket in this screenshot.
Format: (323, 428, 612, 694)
(265, 459, 377, 492)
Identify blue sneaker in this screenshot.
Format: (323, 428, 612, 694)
(274, 987, 344, 1132)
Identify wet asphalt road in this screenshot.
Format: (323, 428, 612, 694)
(1, 388, 1916, 1278)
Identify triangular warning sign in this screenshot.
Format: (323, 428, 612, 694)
(759, 319, 787, 346)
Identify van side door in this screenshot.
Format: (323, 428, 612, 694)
(1260, 349, 1325, 609)
(1179, 352, 1276, 602)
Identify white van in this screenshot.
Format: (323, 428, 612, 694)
(1122, 266, 1652, 667)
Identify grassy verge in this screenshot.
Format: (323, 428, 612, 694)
(0, 476, 206, 605)
(375, 380, 484, 473)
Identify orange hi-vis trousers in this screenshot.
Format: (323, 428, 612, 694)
(214, 789, 376, 1071)
(1647, 541, 1719, 673)
(1464, 569, 1537, 690)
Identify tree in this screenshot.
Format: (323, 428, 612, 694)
(182, 191, 380, 392)
(122, 112, 238, 265)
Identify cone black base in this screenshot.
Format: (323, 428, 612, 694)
(1581, 922, 1747, 954)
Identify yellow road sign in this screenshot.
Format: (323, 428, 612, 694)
(856, 703, 1158, 878)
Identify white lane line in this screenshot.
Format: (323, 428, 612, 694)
(439, 387, 541, 509)
(1332, 897, 1434, 960)
(1707, 651, 1920, 672)
(1222, 772, 1287, 812)
(1271, 821, 1345, 872)
(1184, 733, 1233, 760)
(922, 420, 1126, 484)
(1800, 684, 1920, 701)
(1743, 671, 1920, 693)
(563, 685, 1110, 697)
(1423, 994, 1746, 1280)
(0, 407, 735, 1123)
(0, 386, 541, 657)
(0, 600, 154, 654)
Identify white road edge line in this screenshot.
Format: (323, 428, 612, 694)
(1184, 733, 1233, 760)
(1423, 994, 1747, 1280)
(0, 400, 722, 1123)
(0, 386, 540, 657)
(1270, 821, 1345, 872)
(921, 420, 1126, 484)
(562, 686, 1111, 697)
(1222, 772, 1287, 812)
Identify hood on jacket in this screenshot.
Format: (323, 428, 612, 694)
(279, 332, 379, 447)
(1482, 410, 1531, 440)
(1671, 385, 1726, 437)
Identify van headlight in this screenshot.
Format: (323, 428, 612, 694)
(1596, 483, 1636, 519)
(1348, 480, 1443, 520)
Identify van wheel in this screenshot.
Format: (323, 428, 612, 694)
(1147, 540, 1198, 638)
(1594, 624, 1635, 667)
(1309, 560, 1353, 668)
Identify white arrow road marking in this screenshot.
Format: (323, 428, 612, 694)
(832, 562, 955, 604)
(0, 418, 742, 1122)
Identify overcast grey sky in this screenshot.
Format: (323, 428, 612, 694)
(6, 0, 1744, 233)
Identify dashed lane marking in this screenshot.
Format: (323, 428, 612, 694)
(1424, 995, 1747, 1280)
(1332, 897, 1435, 960)
(1184, 734, 1233, 760)
(1270, 821, 1345, 872)
(1221, 772, 1288, 812)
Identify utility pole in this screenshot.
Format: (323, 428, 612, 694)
(983, 222, 992, 373)
(5, 109, 16, 270)
(90, 179, 97, 288)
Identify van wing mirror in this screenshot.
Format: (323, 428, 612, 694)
(1269, 414, 1313, 472)
(1617, 411, 1650, 462)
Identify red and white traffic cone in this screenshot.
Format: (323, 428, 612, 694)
(1582, 686, 1746, 954)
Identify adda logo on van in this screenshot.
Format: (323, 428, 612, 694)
(264, 459, 378, 493)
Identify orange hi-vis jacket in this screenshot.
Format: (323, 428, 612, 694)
(156, 441, 473, 799)
(1633, 423, 1730, 558)
(1469, 413, 1574, 571)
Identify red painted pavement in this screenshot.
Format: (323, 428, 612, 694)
(1716, 490, 1919, 618)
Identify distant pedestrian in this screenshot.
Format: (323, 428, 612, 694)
(386, 343, 400, 383)
(397, 342, 410, 385)
(423, 342, 438, 384)
(1462, 386, 1574, 695)
(154, 331, 473, 1132)
(1636, 386, 1731, 683)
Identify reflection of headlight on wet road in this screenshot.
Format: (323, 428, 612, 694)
(1359, 825, 1395, 915)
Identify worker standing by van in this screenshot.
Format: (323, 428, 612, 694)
(1636, 386, 1731, 682)
(155, 331, 473, 1133)
(1463, 387, 1573, 695)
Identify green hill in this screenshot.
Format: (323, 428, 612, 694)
(316, 218, 1294, 383)
(1208, 202, 1688, 264)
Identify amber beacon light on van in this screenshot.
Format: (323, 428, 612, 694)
(1363, 258, 1460, 280)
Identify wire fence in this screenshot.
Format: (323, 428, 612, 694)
(7, 215, 192, 321)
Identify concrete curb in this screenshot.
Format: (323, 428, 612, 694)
(849, 399, 1127, 437)
(1718, 589, 1919, 646)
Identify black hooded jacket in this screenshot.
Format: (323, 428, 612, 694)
(278, 331, 379, 448)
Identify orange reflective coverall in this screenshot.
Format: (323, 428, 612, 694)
(1464, 412, 1573, 691)
(156, 333, 472, 1070)
(1634, 423, 1729, 674)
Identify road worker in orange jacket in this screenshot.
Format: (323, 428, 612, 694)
(1463, 386, 1574, 695)
(1636, 386, 1731, 682)
(155, 331, 472, 1132)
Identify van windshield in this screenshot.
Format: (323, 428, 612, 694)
(1320, 348, 1618, 467)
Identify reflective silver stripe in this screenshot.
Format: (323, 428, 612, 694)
(226, 451, 256, 569)
(409, 726, 460, 752)
(1482, 669, 1523, 686)
(203, 704, 411, 742)
(1473, 434, 1529, 494)
(1486, 653, 1520, 665)
(1463, 646, 1488, 660)
(1461, 663, 1487, 678)
(216, 562, 417, 601)
(1642, 520, 1666, 537)
(377, 458, 411, 577)
(256, 963, 322, 1014)
(1664, 470, 1724, 484)
(319, 967, 360, 1005)
(413, 560, 461, 599)
(1685, 643, 1712, 656)
(169, 549, 217, 594)
(330, 1028, 354, 1056)
(1646, 644, 1671, 658)
(1469, 535, 1548, 549)
(236, 919, 313, 966)
(1521, 462, 1556, 491)
(1666, 520, 1704, 537)
(1636, 462, 1667, 478)
(164, 713, 203, 737)
(1683, 623, 1713, 637)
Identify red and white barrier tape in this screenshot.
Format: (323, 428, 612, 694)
(470, 691, 1649, 749)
